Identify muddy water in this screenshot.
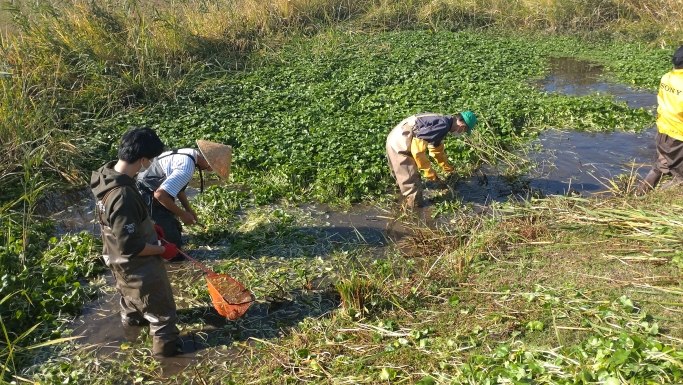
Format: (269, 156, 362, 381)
(454, 57, 658, 206)
(68, 268, 215, 376)
(36, 188, 96, 236)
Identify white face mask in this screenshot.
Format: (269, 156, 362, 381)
(139, 158, 150, 172)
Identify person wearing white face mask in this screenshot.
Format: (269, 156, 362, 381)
(386, 111, 477, 208)
(90, 127, 181, 357)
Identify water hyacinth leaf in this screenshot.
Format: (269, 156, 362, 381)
(380, 367, 397, 381)
(527, 360, 544, 376)
(94, 31, 656, 205)
(415, 376, 435, 385)
(611, 349, 632, 365)
(641, 322, 659, 335)
(296, 348, 310, 358)
(526, 321, 544, 331)
(618, 296, 636, 312)
(495, 344, 510, 358)
(522, 293, 537, 302)
(449, 294, 460, 306)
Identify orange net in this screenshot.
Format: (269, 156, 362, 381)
(206, 274, 253, 320)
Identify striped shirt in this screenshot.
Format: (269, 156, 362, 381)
(156, 149, 197, 198)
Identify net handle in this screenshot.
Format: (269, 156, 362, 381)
(159, 238, 216, 276)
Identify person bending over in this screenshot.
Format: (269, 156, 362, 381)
(386, 111, 477, 208)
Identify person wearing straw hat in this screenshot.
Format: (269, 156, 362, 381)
(638, 46, 683, 195)
(91, 127, 181, 357)
(386, 111, 477, 208)
(136, 140, 232, 261)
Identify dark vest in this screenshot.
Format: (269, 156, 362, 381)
(136, 151, 196, 211)
(413, 112, 454, 147)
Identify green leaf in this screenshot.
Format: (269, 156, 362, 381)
(415, 376, 435, 385)
(618, 295, 636, 312)
(448, 294, 460, 306)
(526, 321, 544, 331)
(380, 367, 397, 381)
(611, 349, 631, 365)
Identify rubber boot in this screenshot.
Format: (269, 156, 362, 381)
(637, 170, 662, 195)
(121, 313, 150, 327)
(152, 334, 180, 357)
(404, 191, 424, 210)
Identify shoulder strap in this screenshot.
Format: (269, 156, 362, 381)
(158, 150, 196, 165)
(415, 112, 441, 119)
(96, 185, 134, 226)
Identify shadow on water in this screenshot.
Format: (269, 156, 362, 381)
(69, 261, 344, 377)
(452, 57, 658, 207)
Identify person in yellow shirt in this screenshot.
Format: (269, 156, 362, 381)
(386, 111, 477, 208)
(639, 46, 683, 194)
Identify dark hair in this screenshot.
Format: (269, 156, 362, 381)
(117, 127, 164, 163)
(673, 45, 683, 69)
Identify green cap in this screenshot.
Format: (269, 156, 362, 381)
(461, 111, 477, 135)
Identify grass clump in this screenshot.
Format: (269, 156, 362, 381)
(13, 183, 683, 384)
(336, 274, 381, 318)
(0, 227, 105, 380)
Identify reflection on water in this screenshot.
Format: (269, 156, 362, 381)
(537, 57, 657, 110)
(527, 128, 656, 195)
(453, 57, 658, 206)
(37, 189, 96, 236)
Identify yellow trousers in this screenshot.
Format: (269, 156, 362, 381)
(410, 138, 454, 181)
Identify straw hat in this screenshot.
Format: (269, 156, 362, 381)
(196, 140, 232, 180)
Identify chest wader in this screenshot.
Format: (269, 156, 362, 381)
(96, 186, 180, 357)
(136, 152, 201, 250)
(386, 116, 424, 208)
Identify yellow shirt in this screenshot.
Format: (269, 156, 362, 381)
(657, 69, 683, 141)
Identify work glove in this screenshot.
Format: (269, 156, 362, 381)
(154, 224, 165, 240)
(161, 243, 178, 260)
